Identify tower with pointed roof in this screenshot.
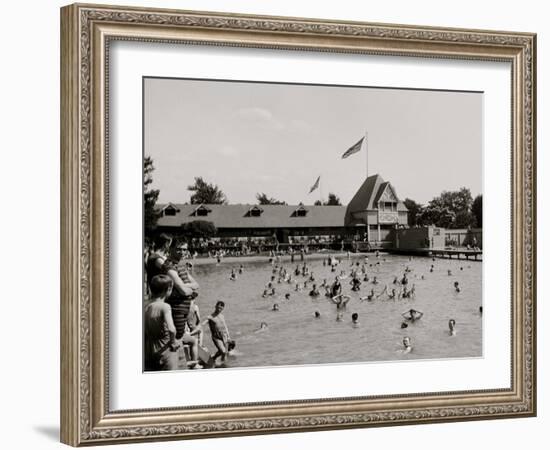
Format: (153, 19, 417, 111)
(345, 174, 408, 244)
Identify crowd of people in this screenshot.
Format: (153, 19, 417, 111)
(235, 250, 480, 356)
(144, 234, 236, 371)
(144, 233, 481, 371)
(145, 234, 358, 260)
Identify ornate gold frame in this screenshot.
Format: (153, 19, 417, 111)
(60, 3, 536, 446)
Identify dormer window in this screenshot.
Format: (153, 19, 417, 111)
(245, 206, 263, 217)
(190, 205, 212, 217)
(161, 204, 180, 216)
(164, 206, 177, 216)
(291, 206, 308, 217)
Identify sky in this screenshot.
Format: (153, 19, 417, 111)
(144, 77, 482, 206)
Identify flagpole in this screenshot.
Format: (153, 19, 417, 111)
(319, 174, 323, 204)
(365, 130, 369, 180)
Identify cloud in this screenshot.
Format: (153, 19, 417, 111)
(235, 107, 284, 130)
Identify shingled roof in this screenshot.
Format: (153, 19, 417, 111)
(157, 204, 348, 229)
(347, 174, 408, 213)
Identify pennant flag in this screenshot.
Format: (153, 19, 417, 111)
(309, 176, 320, 194)
(341, 137, 364, 159)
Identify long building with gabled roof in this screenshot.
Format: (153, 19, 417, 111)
(156, 174, 408, 246)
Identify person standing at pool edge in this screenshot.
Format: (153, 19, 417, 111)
(205, 301, 233, 365)
(144, 275, 180, 371)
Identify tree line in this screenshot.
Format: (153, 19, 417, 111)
(404, 188, 482, 229)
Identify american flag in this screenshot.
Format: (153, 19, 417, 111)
(309, 176, 320, 194)
(341, 137, 364, 159)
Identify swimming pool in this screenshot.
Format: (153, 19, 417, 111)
(190, 253, 482, 369)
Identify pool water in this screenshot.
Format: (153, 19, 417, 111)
(190, 254, 482, 369)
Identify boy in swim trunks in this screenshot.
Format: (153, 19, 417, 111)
(206, 301, 233, 364)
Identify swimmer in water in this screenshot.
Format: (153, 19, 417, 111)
(430, 264, 434, 273)
(388, 288, 397, 300)
(295, 282, 301, 292)
(284, 293, 291, 301)
(272, 303, 279, 311)
(448, 319, 457, 336)
(479, 306, 483, 315)
(229, 269, 237, 281)
(331, 277, 343, 297)
(448, 269, 452, 276)
(402, 336, 412, 354)
(360, 289, 376, 302)
(336, 312, 344, 322)
(372, 276, 379, 285)
(314, 311, 321, 319)
(238, 264, 244, 274)
(400, 322, 408, 329)
(255, 322, 268, 333)
(401, 308, 424, 322)
(309, 284, 320, 297)
(351, 312, 360, 326)
(331, 294, 351, 309)
(454, 281, 460, 293)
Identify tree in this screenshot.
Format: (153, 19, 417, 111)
(256, 193, 287, 205)
(181, 220, 217, 238)
(472, 194, 482, 228)
(144, 156, 160, 234)
(455, 210, 476, 229)
(403, 198, 423, 226)
(432, 187, 474, 214)
(187, 177, 228, 204)
(313, 193, 342, 206)
(419, 187, 476, 229)
(325, 193, 342, 206)
(418, 205, 456, 229)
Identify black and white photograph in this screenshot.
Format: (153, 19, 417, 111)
(143, 77, 483, 372)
